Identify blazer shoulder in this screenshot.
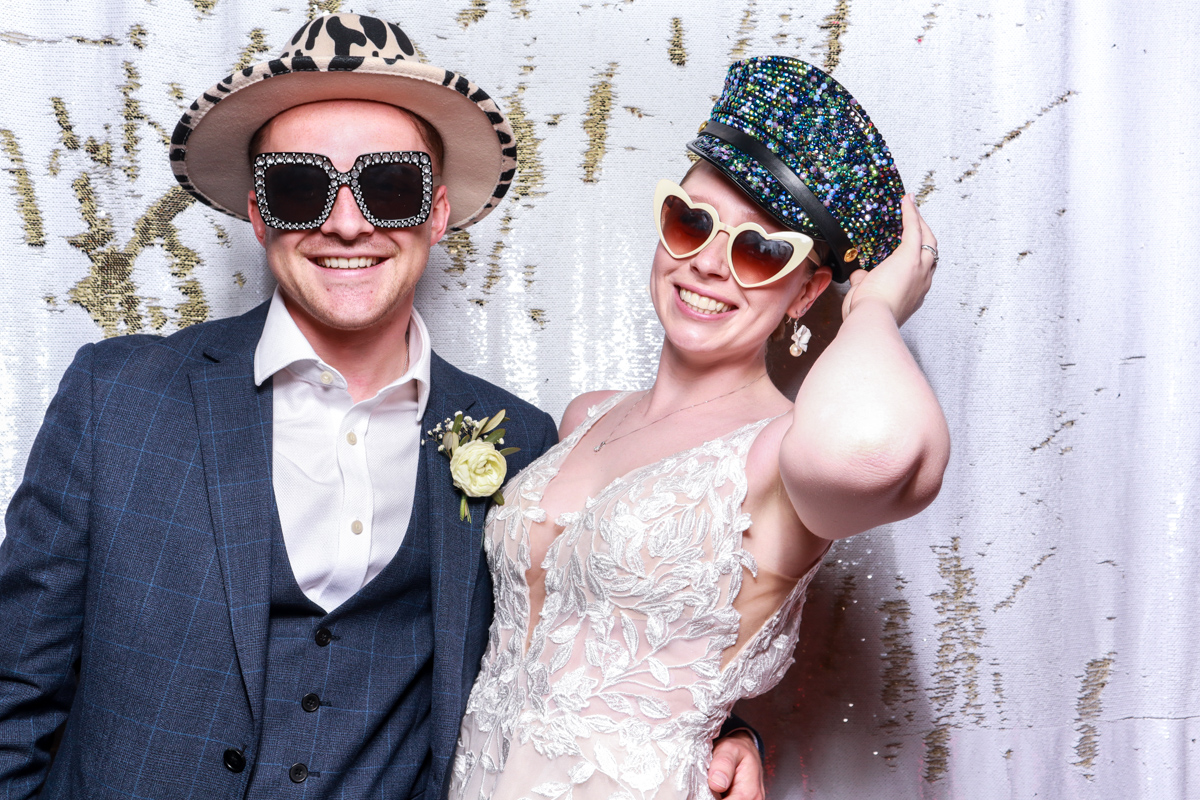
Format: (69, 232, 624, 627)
(85, 302, 269, 379)
(429, 352, 546, 421)
(428, 352, 557, 457)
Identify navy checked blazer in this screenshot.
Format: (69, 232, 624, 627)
(0, 302, 559, 800)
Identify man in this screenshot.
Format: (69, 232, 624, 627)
(0, 14, 761, 799)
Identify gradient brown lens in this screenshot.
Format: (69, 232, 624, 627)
(263, 163, 329, 224)
(730, 230, 794, 285)
(660, 195, 714, 255)
(359, 162, 425, 223)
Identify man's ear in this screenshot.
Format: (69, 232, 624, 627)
(247, 190, 268, 246)
(788, 263, 832, 319)
(426, 184, 451, 247)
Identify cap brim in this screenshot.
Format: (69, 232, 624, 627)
(685, 134, 866, 283)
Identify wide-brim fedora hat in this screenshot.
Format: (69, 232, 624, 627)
(687, 56, 905, 282)
(169, 13, 515, 230)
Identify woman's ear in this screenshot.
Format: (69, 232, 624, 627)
(788, 263, 832, 319)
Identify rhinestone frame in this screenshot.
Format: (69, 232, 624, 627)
(251, 151, 434, 230)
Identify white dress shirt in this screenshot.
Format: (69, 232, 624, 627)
(254, 289, 431, 612)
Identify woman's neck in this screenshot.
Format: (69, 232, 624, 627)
(642, 340, 776, 417)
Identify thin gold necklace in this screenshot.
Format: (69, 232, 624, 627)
(593, 372, 769, 452)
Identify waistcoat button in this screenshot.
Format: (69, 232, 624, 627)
(301, 693, 321, 713)
(289, 763, 309, 783)
(314, 627, 332, 646)
(223, 748, 246, 773)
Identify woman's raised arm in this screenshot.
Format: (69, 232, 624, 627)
(779, 195, 951, 540)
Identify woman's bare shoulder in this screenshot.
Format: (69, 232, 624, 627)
(745, 412, 793, 484)
(558, 390, 624, 439)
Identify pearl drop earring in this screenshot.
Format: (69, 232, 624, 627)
(789, 318, 812, 357)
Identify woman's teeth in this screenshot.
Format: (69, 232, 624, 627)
(678, 287, 731, 314)
(317, 256, 380, 269)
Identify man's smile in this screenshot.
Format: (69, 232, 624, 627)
(314, 255, 387, 270)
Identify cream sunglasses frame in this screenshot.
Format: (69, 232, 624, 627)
(653, 179, 816, 288)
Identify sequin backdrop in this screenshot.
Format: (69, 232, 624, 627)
(1, 2, 1196, 797)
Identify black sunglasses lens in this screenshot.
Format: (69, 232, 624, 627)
(263, 164, 330, 224)
(358, 162, 426, 223)
(731, 229, 794, 284)
(660, 195, 713, 254)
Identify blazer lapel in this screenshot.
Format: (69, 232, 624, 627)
(188, 312, 275, 726)
(424, 358, 488, 773)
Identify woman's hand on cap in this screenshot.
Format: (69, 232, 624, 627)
(841, 194, 937, 327)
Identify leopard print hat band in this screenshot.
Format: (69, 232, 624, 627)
(169, 14, 516, 230)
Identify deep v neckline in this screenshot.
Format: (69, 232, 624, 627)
(530, 391, 778, 527)
(517, 391, 783, 657)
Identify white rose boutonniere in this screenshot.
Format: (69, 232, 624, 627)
(428, 410, 519, 522)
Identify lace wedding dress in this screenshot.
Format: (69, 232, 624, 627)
(450, 393, 823, 800)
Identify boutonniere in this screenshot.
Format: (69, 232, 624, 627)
(428, 410, 519, 522)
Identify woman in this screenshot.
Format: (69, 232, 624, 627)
(450, 57, 950, 800)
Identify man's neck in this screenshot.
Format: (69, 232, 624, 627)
(283, 294, 414, 403)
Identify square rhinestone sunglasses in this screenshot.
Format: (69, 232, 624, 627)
(252, 151, 433, 230)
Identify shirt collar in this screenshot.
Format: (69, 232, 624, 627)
(253, 287, 432, 417)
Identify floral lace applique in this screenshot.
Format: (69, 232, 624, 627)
(452, 392, 823, 800)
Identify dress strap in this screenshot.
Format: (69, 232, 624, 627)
(726, 411, 789, 458)
(560, 391, 631, 448)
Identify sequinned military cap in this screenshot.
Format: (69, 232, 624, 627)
(687, 57, 905, 281)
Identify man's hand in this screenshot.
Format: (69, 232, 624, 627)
(707, 730, 765, 799)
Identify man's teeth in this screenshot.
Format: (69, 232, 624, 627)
(679, 287, 731, 314)
(317, 256, 380, 269)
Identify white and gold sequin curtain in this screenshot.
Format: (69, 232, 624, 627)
(1, 1, 1195, 797)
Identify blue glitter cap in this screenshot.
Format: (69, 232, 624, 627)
(687, 56, 905, 282)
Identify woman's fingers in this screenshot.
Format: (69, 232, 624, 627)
(918, 212, 936, 253)
(906, 201, 937, 275)
(841, 267, 866, 320)
(895, 195, 921, 256)
(916, 212, 937, 266)
(899, 194, 916, 237)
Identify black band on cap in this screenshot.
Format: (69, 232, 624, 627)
(699, 121, 860, 277)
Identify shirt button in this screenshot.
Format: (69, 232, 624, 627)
(314, 627, 332, 647)
(351, 520, 364, 535)
(320, 371, 333, 385)
(289, 763, 309, 783)
(346, 431, 357, 445)
(301, 693, 321, 713)
(223, 748, 246, 773)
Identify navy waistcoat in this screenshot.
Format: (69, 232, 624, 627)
(246, 502, 435, 800)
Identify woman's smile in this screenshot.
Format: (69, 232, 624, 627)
(675, 284, 736, 316)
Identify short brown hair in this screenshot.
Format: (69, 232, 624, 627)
(249, 104, 445, 174)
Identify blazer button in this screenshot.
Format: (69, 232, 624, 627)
(289, 763, 309, 783)
(223, 748, 246, 773)
(301, 693, 321, 713)
(314, 627, 332, 647)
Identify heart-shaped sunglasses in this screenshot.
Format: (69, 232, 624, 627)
(653, 179, 816, 288)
